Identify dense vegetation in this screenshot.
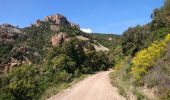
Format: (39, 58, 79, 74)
(111, 34, 170, 100)
(122, 0, 170, 56)
(110, 0, 170, 99)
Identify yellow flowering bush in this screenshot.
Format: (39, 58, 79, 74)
(165, 34, 170, 42)
(131, 34, 170, 83)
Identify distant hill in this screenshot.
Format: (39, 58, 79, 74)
(92, 33, 121, 49)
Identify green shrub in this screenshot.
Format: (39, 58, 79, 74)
(53, 71, 70, 82)
(52, 54, 76, 74)
(0, 64, 43, 100)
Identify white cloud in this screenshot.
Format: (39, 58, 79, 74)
(81, 28, 92, 33)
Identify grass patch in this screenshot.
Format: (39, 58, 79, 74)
(132, 88, 146, 100)
(110, 71, 130, 99)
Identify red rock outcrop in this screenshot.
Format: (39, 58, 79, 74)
(51, 32, 70, 47)
(34, 14, 80, 30)
(44, 14, 69, 25)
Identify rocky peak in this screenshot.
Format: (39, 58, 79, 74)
(34, 14, 80, 30)
(44, 14, 69, 25)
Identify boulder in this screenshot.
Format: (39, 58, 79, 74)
(35, 19, 42, 27)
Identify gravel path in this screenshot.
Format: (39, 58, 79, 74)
(47, 71, 125, 100)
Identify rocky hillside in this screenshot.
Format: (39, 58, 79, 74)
(0, 14, 109, 74)
(0, 14, 111, 100)
(0, 24, 26, 74)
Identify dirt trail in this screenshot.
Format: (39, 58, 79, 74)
(47, 71, 125, 100)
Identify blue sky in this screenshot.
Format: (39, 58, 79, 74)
(0, 0, 164, 34)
